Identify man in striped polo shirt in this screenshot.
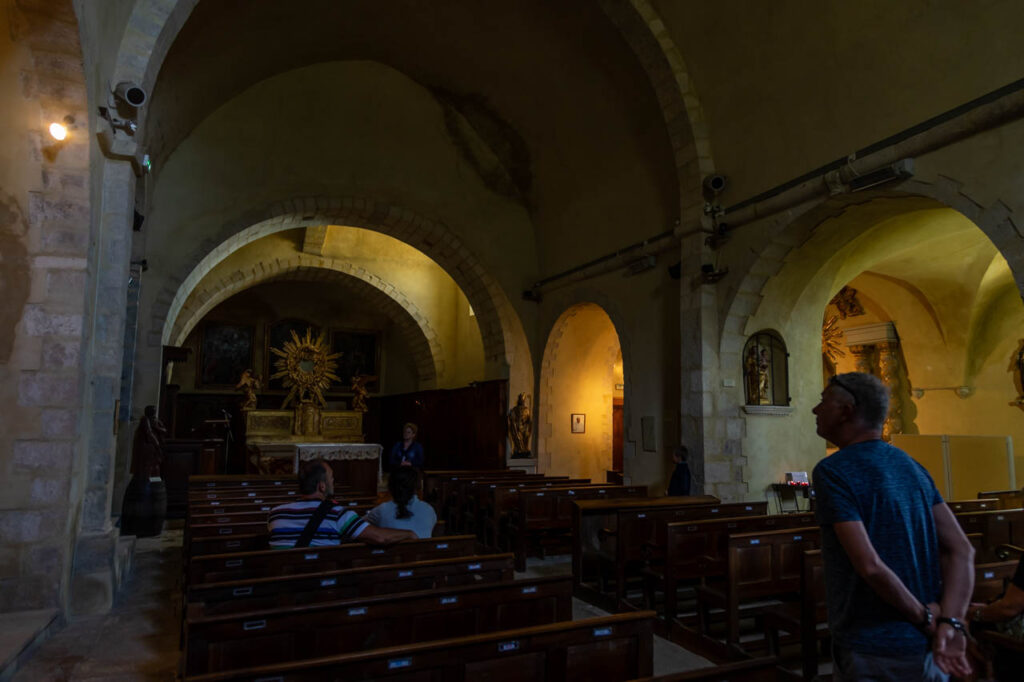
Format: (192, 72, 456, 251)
(269, 459, 417, 548)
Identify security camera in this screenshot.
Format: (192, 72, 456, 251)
(113, 81, 147, 109)
(702, 174, 727, 196)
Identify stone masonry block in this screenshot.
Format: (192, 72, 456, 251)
(18, 372, 79, 407)
(41, 337, 80, 368)
(0, 510, 43, 543)
(46, 268, 86, 299)
(704, 460, 732, 485)
(22, 305, 82, 336)
(12, 439, 74, 469)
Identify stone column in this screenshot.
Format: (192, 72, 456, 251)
(877, 341, 904, 441)
(848, 344, 876, 375)
(70, 158, 136, 616)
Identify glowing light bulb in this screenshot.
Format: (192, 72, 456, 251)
(49, 122, 68, 141)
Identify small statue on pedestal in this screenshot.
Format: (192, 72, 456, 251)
(350, 374, 377, 413)
(235, 368, 262, 410)
(131, 404, 167, 477)
(508, 392, 532, 458)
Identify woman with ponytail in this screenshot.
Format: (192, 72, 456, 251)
(365, 466, 437, 538)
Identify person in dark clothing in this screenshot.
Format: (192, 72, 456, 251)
(388, 422, 424, 470)
(666, 445, 692, 496)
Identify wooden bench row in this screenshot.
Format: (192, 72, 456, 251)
(185, 610, 656, 681)
(185, 575, 572, 675)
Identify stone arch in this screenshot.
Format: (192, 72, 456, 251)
(601, 0, 714, 218)
(171, 259, 444, 389)
(151, 197, 527, 385)
(104, 0, 198, 156)
(537, 297, 629, 482)
(722, 181, 1024, 363)
(719, 182, 1024, 497)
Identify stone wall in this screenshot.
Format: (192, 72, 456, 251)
(0, 0, 92, 612)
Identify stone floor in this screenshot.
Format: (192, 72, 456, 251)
(12, 532, 182, 681)
(13, 534, 712, 680)
(519, 554, 712, 675)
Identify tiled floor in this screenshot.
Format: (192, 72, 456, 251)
(14, 536, 711, 680)
(13, 533, 181, 681)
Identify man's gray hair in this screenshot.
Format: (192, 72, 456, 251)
(829, 372, 889, 430)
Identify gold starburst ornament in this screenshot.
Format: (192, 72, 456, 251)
(270, 328, 341, 408)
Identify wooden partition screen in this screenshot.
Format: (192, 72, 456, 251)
(372, 379, 508, 471)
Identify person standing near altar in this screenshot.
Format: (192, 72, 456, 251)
(388, 422, 424, 470)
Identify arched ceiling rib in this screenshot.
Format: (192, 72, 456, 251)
(142, 0, 680, 268)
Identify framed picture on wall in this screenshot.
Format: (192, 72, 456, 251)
(199, 322, 254, 387)
(265, 319, 320, 391)
(330, 329, 381, 392)
(571, 413, 586, 434)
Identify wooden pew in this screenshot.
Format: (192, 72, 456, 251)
(183, 611, 655, 681)
(973, 560, 1020, 602)
(644, 512, 815, 625)
(190, 474, 297, 489)
(508, 485, 648, 571)
(187, 535, 480, 584)
(695, 526, 821, 649)
(460, 478, 593, 539)
(762, 549, 828, 681)
(423, 469, 518, 506)
(955, 508, 1024, 560)
(572, 496, 719, 598)
(442, 474, 563, 530)
(948, 498, 1000, 513)
(979, 489, 1024, 510)
(186, 553, 516, 618)
(629, 656, 787, 681)
(184, 575, 573, 675)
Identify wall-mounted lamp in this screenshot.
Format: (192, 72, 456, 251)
(42, 115, 76, 161)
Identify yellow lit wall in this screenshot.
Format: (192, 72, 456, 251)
(539, 304, 622, 483)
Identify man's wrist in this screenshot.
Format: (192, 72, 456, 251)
(937, 616, 967, 636)
(915, 603, 933, 631)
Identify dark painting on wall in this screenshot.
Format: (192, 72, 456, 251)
(331, 329, 380, 392)
(265, 319, 321, 391)
(199, 323, 254, 387)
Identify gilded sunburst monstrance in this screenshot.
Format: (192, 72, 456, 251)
(270, 328, 341, 408)
(822, 315, 846, 362)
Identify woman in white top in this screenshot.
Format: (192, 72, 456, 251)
(366, 466, 437, 539)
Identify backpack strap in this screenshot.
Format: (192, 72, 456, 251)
(294, 498, 334, 548)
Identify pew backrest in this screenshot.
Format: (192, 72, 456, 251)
(186, 553, 517, 618)
(183, 611, 655, 682)
(187, 535, 480, 584)
(184, 575, 573, 676)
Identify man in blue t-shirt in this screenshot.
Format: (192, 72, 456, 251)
(812, 372, 974, 680)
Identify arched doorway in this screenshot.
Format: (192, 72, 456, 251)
(538, 304, 624, 482)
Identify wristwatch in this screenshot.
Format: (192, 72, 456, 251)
(937, 616, 967, 635)
(916, 603, 933, 631)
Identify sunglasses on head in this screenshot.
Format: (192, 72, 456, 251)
(829, 376, 858, 405)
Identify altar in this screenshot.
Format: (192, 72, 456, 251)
(249, 441, 383, 495)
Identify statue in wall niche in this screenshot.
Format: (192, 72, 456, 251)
(744, 345, 771, 405)
(831, 286, 866, 319)
(508, 392, 533, 458)
(350, 374, 377, 413)
(130, 405, 167, 478)
(235, 369, 262, 410)
(757, 348, 771, 403)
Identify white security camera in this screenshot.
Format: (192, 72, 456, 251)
(114, 81, 147, 109)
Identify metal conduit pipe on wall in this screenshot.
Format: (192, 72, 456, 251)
(526, 77, 1024, 298)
